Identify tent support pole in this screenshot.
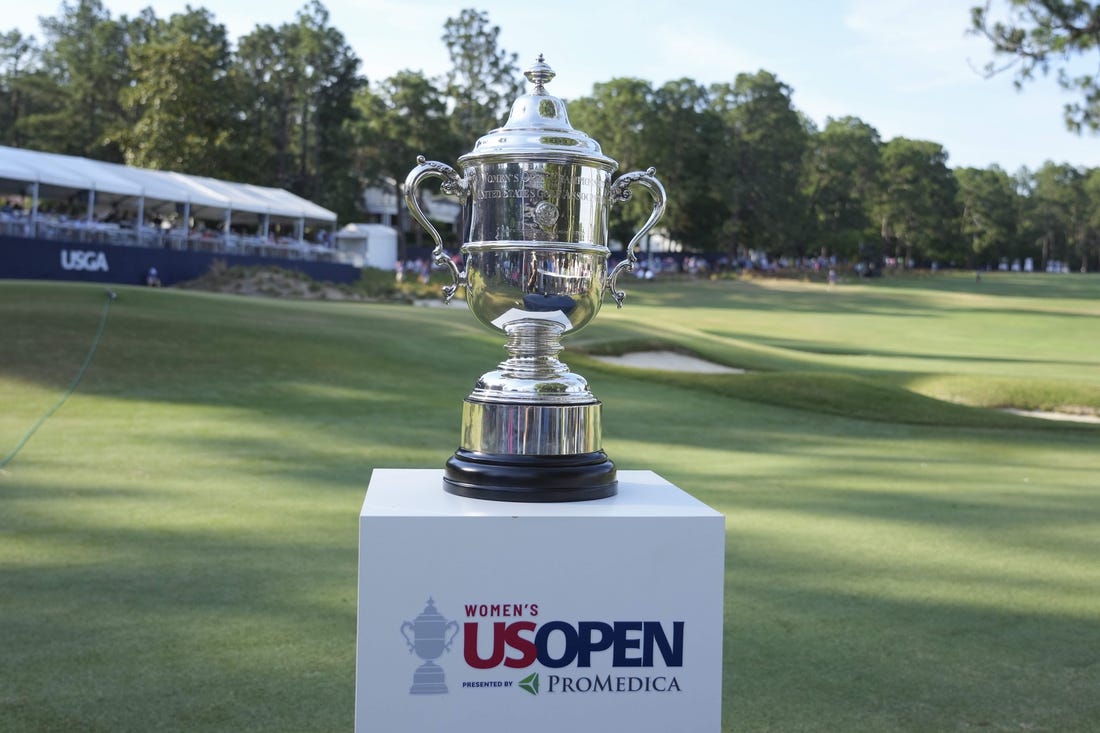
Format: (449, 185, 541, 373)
(182, 201, 191, 250)
(30, 181, 39, 237)
(137, 195, 145, 244)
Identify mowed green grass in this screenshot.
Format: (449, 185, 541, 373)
(1, 273, 1098, 732)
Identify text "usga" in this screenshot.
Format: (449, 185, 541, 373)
(60, 250, 110, 272)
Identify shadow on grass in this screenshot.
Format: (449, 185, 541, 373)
(717, 333, 1100, 367)
(595, 367, 1100, 433)
(1, 499, 357, 732)
(726, 554, 1100, 731)
(624, 278, 941, 316)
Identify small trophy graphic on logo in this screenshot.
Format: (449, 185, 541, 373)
(400, 598, 459, 694)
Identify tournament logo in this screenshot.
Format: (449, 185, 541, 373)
(457, 601, 685, 696)
(400, 598, 459, 695)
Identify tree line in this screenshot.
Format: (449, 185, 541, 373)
(569, 72, 1100, 272)
(2, 1, 1098, 271)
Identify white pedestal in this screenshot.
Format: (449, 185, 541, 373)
(356, 469, 725, 733)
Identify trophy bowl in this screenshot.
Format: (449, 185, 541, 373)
(464, 243, 606, 337)
(405, 56, 665, 502)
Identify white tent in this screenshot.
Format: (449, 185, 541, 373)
(335, 223, 397, 270)
(0, 145, 337, 238)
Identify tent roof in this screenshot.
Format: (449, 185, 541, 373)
(0, 145, 336, 224)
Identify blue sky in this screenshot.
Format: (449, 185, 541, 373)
(8, 0, 1100, 172)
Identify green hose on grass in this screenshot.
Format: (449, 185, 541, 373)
(0, 288, 116, 469)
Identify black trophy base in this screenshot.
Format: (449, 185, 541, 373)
(443, 448, 617, 502)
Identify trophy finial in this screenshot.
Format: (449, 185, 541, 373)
(524, 54, 555, 94)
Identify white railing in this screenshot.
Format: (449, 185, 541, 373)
(0, 214, 339, 263)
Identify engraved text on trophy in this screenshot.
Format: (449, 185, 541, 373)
(467, 162, 610, 245)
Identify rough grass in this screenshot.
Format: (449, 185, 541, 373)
(1, 273, 1099, 732)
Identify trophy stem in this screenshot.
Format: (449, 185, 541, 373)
(468, 316, 595, 406)
(499, 320, 570, 381)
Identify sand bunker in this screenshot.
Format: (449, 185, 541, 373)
(590, 351, 744, 374)
(1001, 408, 1100, 424)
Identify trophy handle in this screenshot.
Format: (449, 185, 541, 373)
(404, 155, 468, 303)
(400, 621, 416, 651)
(607, 167, 667, 308)
(443, 620, 459, 651)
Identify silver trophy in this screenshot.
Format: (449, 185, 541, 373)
(400, 598, 459, 694)
(406, 55, 666, 502)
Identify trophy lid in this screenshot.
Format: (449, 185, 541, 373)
(459, 55, 616, 168)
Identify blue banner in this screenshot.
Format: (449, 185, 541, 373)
(0, 235, 360, 286)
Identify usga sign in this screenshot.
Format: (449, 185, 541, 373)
(60, 249, 110, 272)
